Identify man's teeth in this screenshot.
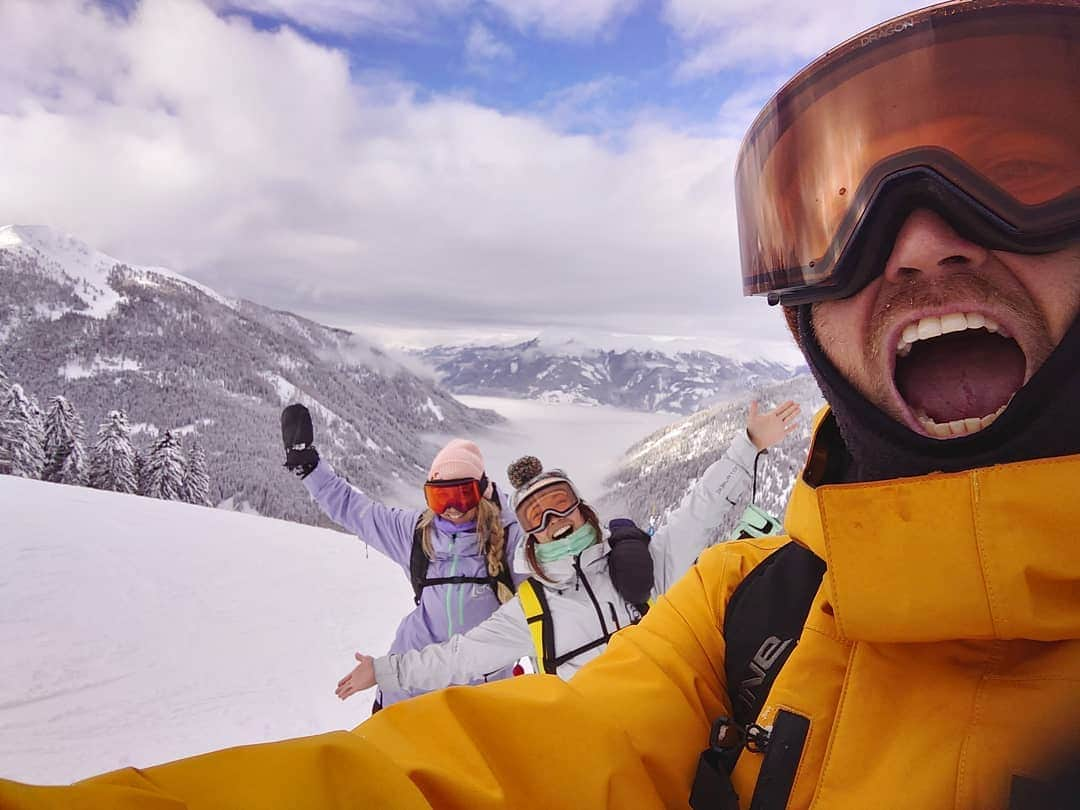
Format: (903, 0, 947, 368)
(916, 402, 1008, 438)
(896, 312, 1002, 357)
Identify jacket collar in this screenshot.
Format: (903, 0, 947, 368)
(787, 408, 1080, 644)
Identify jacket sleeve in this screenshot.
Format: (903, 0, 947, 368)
(373, 597, 534, 693)
(0, 540, 786, 810)
(649, 429, 760, 592)
(302, 459, 421, 567)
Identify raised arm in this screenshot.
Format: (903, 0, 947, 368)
(303, 459, 420, 565)
(651, 400, 800, 592)
(281, 403, 419, 565)
(335, 598, 534, 698)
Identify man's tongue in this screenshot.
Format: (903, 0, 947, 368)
(895, 330, 1025, 422)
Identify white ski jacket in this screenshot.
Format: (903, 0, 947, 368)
(373, 430, 761, 692)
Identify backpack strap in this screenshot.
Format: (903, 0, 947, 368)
(518, 579, 557, 674)
(722, 542, 826, 735)
(410, 519, 518, 606)
(689, 542, 826, 810)
(409, 519, 429, 606)
(518, 570, 619, 675)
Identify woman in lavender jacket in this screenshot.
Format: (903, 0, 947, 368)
(281, 404, 527, 709)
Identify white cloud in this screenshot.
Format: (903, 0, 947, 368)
(535, 76, 626, 132)
(0, 0, 796, 350)
(208, 0, 469, 37)
(464, 21, 513, 66)
(663, 0, 930, 79)
(483, 0, 641, 39)
(213, 0, 641, 40)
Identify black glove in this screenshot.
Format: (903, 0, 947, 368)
(281, 404, 319, 479)
(607, 518, 654, 607)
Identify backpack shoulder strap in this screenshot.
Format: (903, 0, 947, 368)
(689, 541, 825, 809)
(518, 578, 556, 674)
(489, 522, 518, 602)
(409, 518, 429, 606)
(412, 519, 519, 606)
(723, 541, 826, 732)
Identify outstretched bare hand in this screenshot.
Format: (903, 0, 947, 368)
(746, 399, 801, 451)
(335, 652, 376, 701)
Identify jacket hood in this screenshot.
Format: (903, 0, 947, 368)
(786, 407, 1080, 645)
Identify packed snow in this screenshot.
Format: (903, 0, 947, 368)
(58, 356, 142, 380)
(2, 396, 683, 786)
(0, 476, 408, 785)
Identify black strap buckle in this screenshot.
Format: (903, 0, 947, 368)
(689, 717, 743, 810)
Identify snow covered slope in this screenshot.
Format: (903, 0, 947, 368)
(0, 224, 231, 320)
(0, 475, 411, 784)
(0, 224, 500, 524)
(599, 374, 826, 539)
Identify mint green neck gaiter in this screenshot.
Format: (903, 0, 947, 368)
(533, 523, 597, 563)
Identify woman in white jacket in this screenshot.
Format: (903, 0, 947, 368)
(335, 400, 800, 697)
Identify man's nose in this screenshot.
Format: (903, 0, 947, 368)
(882, 209, 991, 285)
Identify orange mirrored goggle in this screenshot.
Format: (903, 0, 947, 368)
(516, 481, 580, 535)
(735, 0, 1080, 306)
(423, 476, 486, 516)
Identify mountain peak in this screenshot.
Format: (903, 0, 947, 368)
(0, 224, 233, 316)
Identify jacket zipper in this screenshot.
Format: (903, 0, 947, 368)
(573, 557, 611, 640)
(608, 603, 621, 630)
(444, 534, 458, 636)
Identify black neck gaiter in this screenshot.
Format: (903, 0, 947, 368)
(798, 305, 1080, 483)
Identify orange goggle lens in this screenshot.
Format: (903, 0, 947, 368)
(424, 479, 481, 515)
(517, 482, 580, 534)
(735, 1, 1080, 304)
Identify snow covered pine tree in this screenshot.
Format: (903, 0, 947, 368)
(144, 431, 186, 501)
(88, 410, 138, 494)
(0, 384, 46, 479)
(182, 437, 211, 506)
(42, 396, 86, 484)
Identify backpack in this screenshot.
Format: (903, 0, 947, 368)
(689, 541, 827, 810)
(408, 518, 517, 606)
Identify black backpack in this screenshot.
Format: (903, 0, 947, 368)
(689, 541, 827, 810)
(408, 518, 517, 606)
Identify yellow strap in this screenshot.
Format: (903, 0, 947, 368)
(517, 580, 546, 665)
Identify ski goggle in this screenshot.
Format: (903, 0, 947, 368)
(736, 0, 1080, 306)
(515, 481, 580, 535)
(423, 476, 485, 516)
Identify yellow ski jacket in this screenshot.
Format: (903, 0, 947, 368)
(3, 410, 1078, 809)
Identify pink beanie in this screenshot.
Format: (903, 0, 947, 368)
(428, 438, 485, 482)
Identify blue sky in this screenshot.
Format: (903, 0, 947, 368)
(204, 0, 762, 137)
(1, 0, 926, 359)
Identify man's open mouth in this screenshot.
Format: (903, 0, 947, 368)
(893, 311, 1026, 438)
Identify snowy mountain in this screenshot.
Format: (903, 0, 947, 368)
(0, 475, 407, 784)
(598, 374, 826, 539)
(419, 337, 802, 414)
(0, 225, 500, 524)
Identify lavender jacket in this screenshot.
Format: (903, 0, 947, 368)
(303, 460, 527, 706)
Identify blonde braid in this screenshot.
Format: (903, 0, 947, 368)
(417, 508, 435, 560)
(477, 498, 513, 603)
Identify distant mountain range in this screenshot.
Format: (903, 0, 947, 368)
(418, 338, 803, 414)
(597, 374, 826, 539)
(0, 225, 499, 525)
